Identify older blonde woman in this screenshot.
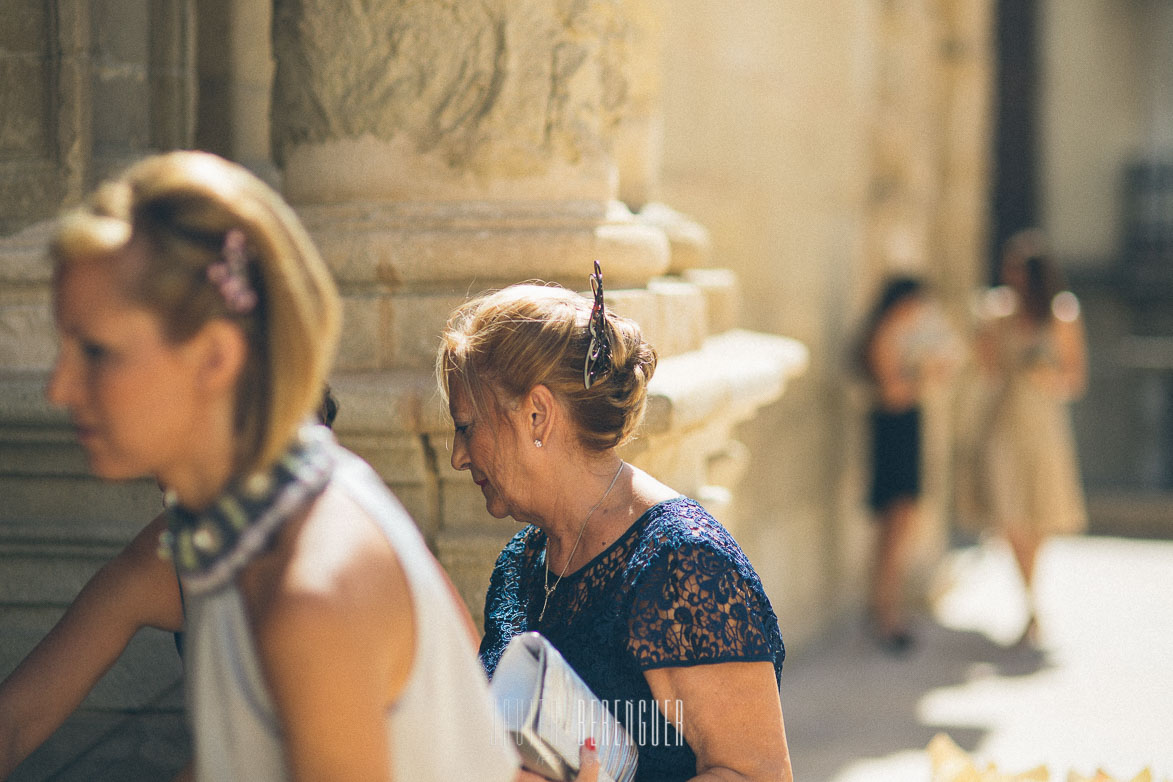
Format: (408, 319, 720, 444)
(438, 264, 793, 782)
(9, 151, 518, 781)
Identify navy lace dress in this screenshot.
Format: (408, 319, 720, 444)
(480, 497, 785, 782)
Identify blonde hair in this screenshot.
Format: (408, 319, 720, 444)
(50, 151, 340, 475)
(437, 283, 657, 452)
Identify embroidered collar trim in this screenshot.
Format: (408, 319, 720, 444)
(162, 424, 335, 595)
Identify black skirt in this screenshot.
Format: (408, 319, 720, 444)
(868, 406, 922, 513)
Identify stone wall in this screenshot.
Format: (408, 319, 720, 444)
(1040, 0, 1168, 268)
(658, 0, 994, 646)
(0, 7, 807, 776)
(0, 0, 1009, 774)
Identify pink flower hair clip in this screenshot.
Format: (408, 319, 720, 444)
(207, 228, 258, 314)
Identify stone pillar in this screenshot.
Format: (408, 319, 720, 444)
(195, 0, 278, 183)
(268, 0, 805, 623)
(0, 1, 89, 233)
(0, 4, 198, 775)
(863, 0, 994, 600)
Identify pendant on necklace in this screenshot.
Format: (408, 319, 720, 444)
(535, 460, 625, 625)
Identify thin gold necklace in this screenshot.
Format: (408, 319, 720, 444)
(539, 461, 625, 622)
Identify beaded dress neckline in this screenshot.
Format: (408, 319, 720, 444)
(162, 424, 335, 595)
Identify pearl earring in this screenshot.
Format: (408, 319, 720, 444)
(534, 439, 543, 448)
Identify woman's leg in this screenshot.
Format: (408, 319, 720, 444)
(870, 497, 919, 649)
(1003, 525, 1042, 644)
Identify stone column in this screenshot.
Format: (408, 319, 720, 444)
(863, 0, 994, 599)
(0, 4, 199, 770)
(268, 0, 806, 622)
(195, 0, 278, 183)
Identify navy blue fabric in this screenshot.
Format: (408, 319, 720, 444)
(868, 405, 922, 512)
(480, 497, 784, 782)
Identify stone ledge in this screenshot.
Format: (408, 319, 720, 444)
(2, 327, 808, 443)
(0, 371, 65, 427)
(0, 536, 121, 607)
(299, 198, 670, 291)
(328, 369, 446, 435)
(0, 219, 55, 286)
(682, 267, 740, 334)
(329, 327, 809, 438)
(7, 706, 188, 782)
(643, 329, 809, 435)
(636, 202, 712, 273)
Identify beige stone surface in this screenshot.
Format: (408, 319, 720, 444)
(0, 300, 55, 372)
(655, 1, 994, 645)
(0, 369, 61, 426)
(0, 3, 88, 232)
(683, 266, 740, 335)
(272, 0, 650, 203)
(387, 292, 469, 371)
(300, 199, 670, 291)
(196, 0, 274, 179)
(638, 202, 712, 272)
(327, 369, 444, 435)
(644, 276, 708, 356)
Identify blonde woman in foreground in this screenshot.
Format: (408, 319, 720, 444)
(4, 150, 540, 781)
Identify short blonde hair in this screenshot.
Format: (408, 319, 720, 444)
(50, 151, 340, 475)
(437, 283, 657, 452)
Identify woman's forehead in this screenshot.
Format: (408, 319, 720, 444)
(55, 257, 160, 337)
(449, 384, 472, 415)
(449, 382, 489, 419)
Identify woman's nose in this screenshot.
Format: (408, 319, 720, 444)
(450, 435, 470, 472)
(46, 345, 78, 409)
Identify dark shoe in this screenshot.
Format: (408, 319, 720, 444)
(873, 627, 916, 656)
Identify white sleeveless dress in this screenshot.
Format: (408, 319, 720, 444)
(182, 442, 518, 781)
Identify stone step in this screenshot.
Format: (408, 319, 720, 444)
(9, 705, 188, 782)
(298, 199, 670, 292)
(0, 530, 125, 606)
(643, 329, 809, 435)
(333, 273, 718, 372)
(0, 605, 183, 712)
(0, 475, 162, 528)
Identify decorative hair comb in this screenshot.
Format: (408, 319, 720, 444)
(584, 260, 611, 389)
(207, 228, 257, 314)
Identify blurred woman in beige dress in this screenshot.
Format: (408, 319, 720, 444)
(976, 230, 1088, 645)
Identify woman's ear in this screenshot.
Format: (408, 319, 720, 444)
(526, 384, 558, 445)
(193, 320, 248, 395)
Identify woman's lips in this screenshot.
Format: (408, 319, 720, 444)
(474, 477, 488, 487)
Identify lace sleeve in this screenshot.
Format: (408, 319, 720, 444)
(625, 538, 780, 672)
(479, 529, 535, 678)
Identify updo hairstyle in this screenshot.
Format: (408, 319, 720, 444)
(437, 283, 658, 452)
(49, 151, 341, 475)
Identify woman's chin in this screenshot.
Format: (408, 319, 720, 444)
(485, 503, 511, 520)
(84, 453, 147, 483)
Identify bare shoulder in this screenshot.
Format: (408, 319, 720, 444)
(240, 483, 416, 699)
(115, 513, 169, 571)
(96, 513, 184, 632)
(629, 465, 681, 508)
